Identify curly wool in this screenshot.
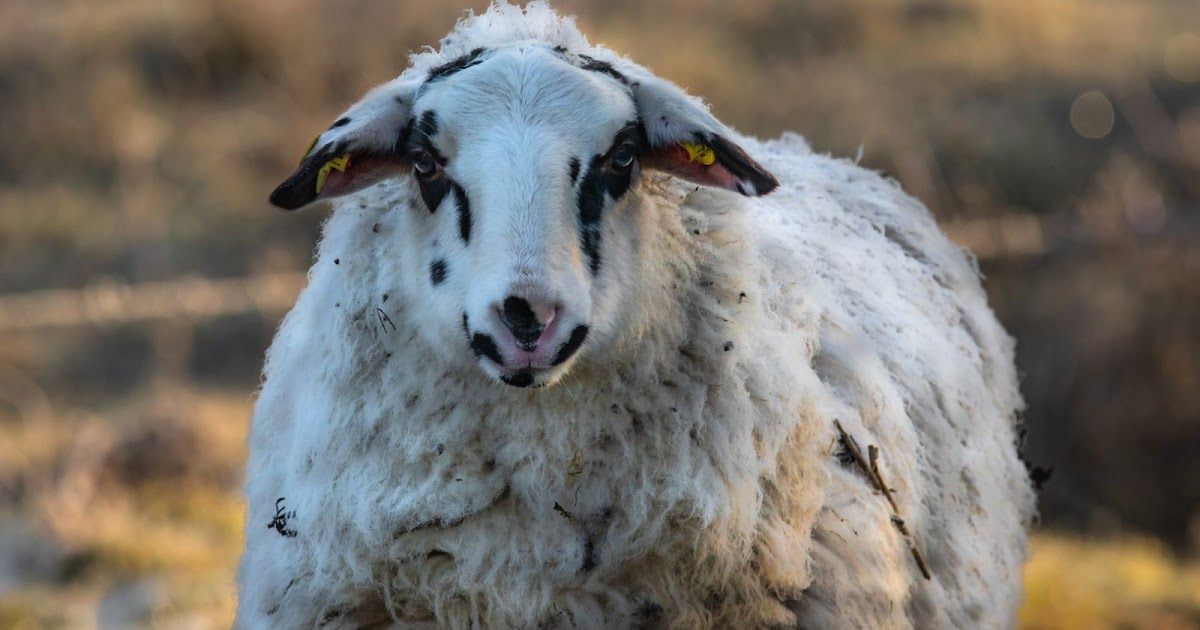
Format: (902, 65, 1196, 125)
(236, 4, 1035, 628)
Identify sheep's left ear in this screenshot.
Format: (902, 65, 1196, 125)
(631, 74, 779, 197)
(269, 77, 421, 210)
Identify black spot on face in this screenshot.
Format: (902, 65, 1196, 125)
(577, 157, 608, 275)
(330, 117, 350, 129)
(577, 54, 628, 85)
(393, 118, 414, 155)
(576, 122, 642, 275)
(416, 110, 438, 138)
(430, 259, 447, 286)
(414, 162, 452, 215)
(501, 369, 535, 388)
(552, 325, 590, 365)
(461, 312, 470, 340)
(408, 110, 473, 236)
(452, 183, 472, 243)
(426, 48, 487, 82)
(568, 157, 581, 183)
(470, 333, 503, 365)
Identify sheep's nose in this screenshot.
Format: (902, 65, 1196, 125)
(498, 295, 557, 350)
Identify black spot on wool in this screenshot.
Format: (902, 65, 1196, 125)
(426, 47, 487, 82)
(581, 538, 597, 572)
(470, 333, 503, 365)
(552, 325, 590, 365)
(636, 601, 665, 624)
(267, 498, 297, 538)
(430, 259, 447, 286)
(329, 117, 351, 129)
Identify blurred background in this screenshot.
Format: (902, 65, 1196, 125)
(0, 0, 1197, 627)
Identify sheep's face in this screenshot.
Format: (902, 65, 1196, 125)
(270, 44, 777, 388)
(399, 47, 643, 388)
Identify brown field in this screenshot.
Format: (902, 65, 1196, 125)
(1, 0, 1198, 627)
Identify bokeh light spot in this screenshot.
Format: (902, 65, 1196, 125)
(1164, 33, 1200, 82)
(1070, 91, 1115, 139)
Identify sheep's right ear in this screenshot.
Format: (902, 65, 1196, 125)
(269, 77, 420, 210)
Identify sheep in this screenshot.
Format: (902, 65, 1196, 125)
(236, 2, 1036, 628)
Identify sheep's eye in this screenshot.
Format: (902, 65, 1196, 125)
(609, 143, 637, 170)
(410, 149, 438, 177)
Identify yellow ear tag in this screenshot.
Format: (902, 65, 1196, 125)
(682, 142, 716, 166)
(314, 155, 351, 195)
(304, 135, 320, 157)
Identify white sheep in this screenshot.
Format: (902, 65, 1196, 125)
(237, 3, 1036, 628)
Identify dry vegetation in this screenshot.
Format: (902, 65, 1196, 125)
(1, 0, 1198, 627)
(0, 387, 246, 628)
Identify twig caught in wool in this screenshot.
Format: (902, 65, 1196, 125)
(834, 420, 933, 580)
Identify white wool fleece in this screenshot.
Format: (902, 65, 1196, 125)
(237, 3, 1035, 629)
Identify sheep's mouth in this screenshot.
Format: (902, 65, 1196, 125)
(465, 318, 587, 388)
(500, 368, 540, 388)
(493, 365, 560, 389)
(477, 359, 578, 389)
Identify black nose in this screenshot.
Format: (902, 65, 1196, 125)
(501, 296, 544, 348)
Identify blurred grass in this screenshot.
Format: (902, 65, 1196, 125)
(1023, 535, 1200, 629)
(1, 0, 1199, 627)
(0, 388, 246, 628)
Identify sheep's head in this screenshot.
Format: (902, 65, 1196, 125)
(270, 42, 776, 388)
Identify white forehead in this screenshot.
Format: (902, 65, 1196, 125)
(413, 45, 637, 151)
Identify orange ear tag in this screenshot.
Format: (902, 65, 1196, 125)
(314, 155, 351, 194)
(682, 142, 716, 166)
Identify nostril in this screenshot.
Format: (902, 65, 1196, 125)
(501, 296, 544, 347)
